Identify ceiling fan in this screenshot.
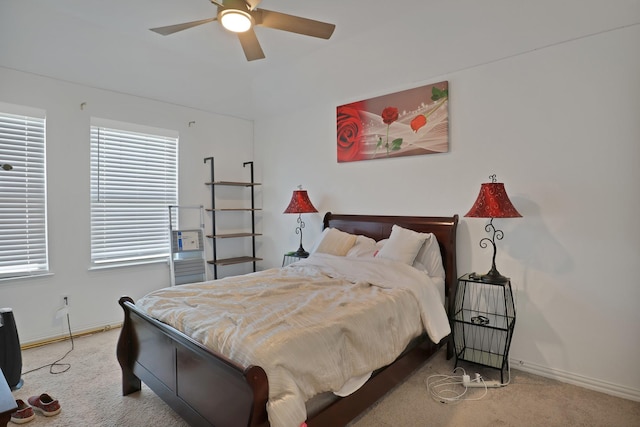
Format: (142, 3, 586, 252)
(150, 0, 336, 61)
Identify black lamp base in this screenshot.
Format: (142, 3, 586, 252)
(481, 267, 510, 284)
(291, 245, 309, 258)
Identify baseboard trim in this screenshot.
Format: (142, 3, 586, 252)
(513, 359, 640, 402)
(21, 323, 122, 350)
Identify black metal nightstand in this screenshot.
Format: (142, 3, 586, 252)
(451, 273, 516, 383)
(282, 252, 308, 267)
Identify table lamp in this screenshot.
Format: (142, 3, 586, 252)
(283, 186, 318, 257)
(465, 174, 521, 283)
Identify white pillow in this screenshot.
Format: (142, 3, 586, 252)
(375, 224, 428, 265)
(309, 228, 329, 254)
(346, 235, 377, 257)
(413, 233, 445, 279)
(314, 228, 357, 256)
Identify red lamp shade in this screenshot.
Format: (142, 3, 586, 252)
(283, 189, 318, 214)
(465, 182, 522, 219)
(465, 177, 521, 284)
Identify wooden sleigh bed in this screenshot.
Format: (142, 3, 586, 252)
(117, 212, 458, 427)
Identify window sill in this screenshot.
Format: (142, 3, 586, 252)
(88, 257, 168, 271)
(0, 272, 54, 284)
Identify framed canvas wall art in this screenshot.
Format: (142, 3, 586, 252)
(336, 81, 449, 163)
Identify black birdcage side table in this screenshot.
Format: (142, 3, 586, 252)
(451, 273, 516, 383)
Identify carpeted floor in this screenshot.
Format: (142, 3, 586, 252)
(10, 328, 640, 426)
(12, 328, 188, 427)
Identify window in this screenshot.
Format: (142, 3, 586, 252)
(0, 104, 48, 278)
(90, 119, 178, 267)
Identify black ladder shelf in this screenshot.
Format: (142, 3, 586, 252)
(204, 157, 262, 279)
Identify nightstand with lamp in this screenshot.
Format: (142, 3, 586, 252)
(452, 174, 521, 385)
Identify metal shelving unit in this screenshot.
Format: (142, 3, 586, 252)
(204, 157, 262, 279)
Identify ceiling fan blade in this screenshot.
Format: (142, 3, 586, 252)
(255, 9, 335, 39)
(150, 17, 217, 36)
(237, 28, 265, 61)
(245, 0, 262, 10)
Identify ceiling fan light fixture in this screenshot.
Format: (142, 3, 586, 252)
(153, 0, 335, 61)
(220, 9, 253, 33)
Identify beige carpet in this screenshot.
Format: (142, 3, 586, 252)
(10, 328, 640, 426)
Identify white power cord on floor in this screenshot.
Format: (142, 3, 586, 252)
(426, 366, 510, 404)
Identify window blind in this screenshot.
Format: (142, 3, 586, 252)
(0, 110, 48, 278)
(90, 123, 178, 266)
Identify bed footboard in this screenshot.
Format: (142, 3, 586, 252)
(117, 297, 269, 427)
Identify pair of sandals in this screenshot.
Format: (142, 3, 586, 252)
(10, 393, 60, 424)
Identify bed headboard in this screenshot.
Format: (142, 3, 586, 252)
(322, 212, 459, 314)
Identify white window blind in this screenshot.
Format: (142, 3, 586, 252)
(0, 108, 48, 278)
(90, 121, 178, 266)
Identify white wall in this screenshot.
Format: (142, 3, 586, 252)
(0, 66, 254, 343)
(254, 21, 640, 401)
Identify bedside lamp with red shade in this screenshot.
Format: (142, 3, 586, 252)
(465, 174, 522, 283)
(283, 186, 318, 257)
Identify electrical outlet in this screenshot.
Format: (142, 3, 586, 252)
(55, 295, 70, 320)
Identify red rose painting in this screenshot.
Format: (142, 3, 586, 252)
(336, 81, 449, 163)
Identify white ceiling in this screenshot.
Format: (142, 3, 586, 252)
(0, 0, 403, 119)
(2, 1, 639, 120)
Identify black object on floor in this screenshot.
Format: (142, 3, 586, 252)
(0, 308, 23, 390)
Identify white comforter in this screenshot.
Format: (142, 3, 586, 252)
(136, 253, 450, 427)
